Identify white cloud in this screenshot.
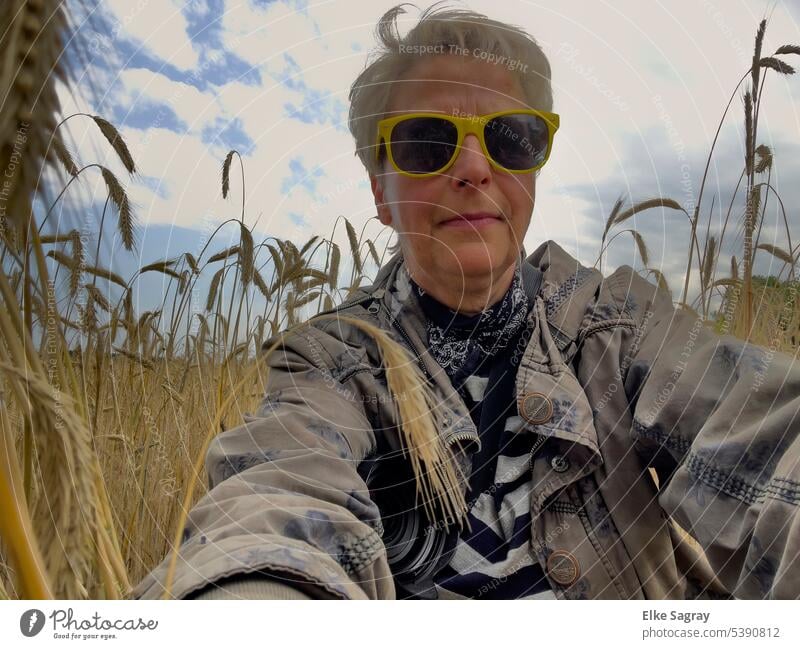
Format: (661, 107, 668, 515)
(117, 68, 219, 132)
(105, 0, 199, 70)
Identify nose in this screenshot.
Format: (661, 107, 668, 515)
(449, 133, 492, 188)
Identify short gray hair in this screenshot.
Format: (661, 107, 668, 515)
(348, 2, 554, 179)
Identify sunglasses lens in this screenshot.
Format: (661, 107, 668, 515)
(485, 113, 550, 170)
(390, 117, 458, 174)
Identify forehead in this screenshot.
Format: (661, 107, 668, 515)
(385, 54, 528, 115)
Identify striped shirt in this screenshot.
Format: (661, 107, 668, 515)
(409, 262, 555, 600)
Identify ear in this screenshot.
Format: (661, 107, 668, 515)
(370, 173, 393, 227)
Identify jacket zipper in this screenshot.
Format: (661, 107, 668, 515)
(529, 433, 548, 470)
(315, 293, 374, 318)
(376, 300, 434, 383)
(377, 300, 482, 449)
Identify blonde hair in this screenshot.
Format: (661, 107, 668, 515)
(348, 2, 554, 179)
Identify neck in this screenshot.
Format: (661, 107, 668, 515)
(407, 262, 518, 315)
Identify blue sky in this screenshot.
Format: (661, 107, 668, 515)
(53, 0, 800, 307)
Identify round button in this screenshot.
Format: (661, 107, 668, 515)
(551, 455, 570, 473)
(519, 392, 553, 425)
(546, 550, 580, 586)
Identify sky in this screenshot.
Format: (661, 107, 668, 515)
(51, 0, 800, 310)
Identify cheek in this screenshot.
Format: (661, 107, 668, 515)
(393, 180, 438, 230)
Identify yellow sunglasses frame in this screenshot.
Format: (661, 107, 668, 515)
(375, 108, 560, 178)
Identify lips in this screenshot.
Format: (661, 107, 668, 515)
(441, 212, 502, 230)
(441, 211, 502, 225)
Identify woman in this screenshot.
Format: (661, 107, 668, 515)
(133, 3, 800, 600)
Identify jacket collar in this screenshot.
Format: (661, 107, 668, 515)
(365, 240, 603, 351)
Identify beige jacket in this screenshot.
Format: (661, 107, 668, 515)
(132, 240, 800, 600)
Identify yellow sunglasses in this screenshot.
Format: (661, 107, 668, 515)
(375, 109, 560, 177)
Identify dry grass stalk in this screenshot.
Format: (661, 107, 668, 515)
(325, 315, 469, 530)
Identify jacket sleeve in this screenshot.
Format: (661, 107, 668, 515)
(130, 324, 396, 600)
(623, 280, 800, 598)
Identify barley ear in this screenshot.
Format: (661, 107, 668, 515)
(759, 57, 795, 75)
(50, 133, 79, 176)
(100, 166, 136, 251)
(367, 239, 381, 266)
(327, 241, 341, 290)
(345, 217, 363, 275)
(206, 267, 224, 311)
(207, 245, 239, 264)
(238, 223, 254, 286)
(139, 261, 184, 282)
(630, 229, 650, 267)
(614, 198, 683, 226)
(752, 19, 766, 101)
(222, 150, 235, 198)
(744, 91, 754, 176)
(184, 252, 199, 274)
(647, 267, 671, 295)
(756, 243, 795, 266)
(602, 195, 625, 241)
(754, 144, 772, 173)
(253, 269, 270, 297)
(774, 45, 800, 56)
(702, 236, 717, 290)
(92, 116, 136, 173)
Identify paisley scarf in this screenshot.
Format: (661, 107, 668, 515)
(408, 262, 532, 388)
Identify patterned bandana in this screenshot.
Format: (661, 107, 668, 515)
(408, 262, 533, 389)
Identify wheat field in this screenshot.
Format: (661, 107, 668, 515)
(0, 3, 798, 599)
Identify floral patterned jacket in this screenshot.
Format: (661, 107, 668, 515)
(132, 239, 800, 600)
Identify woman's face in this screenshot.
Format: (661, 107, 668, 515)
(370, 54, 536, 292)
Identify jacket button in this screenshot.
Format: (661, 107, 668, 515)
(551, 455, 570, 473)
(546, 550, 580, 586)
(519, 392, 553, 424)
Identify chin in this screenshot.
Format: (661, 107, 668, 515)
(441, 244, 509, 279)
